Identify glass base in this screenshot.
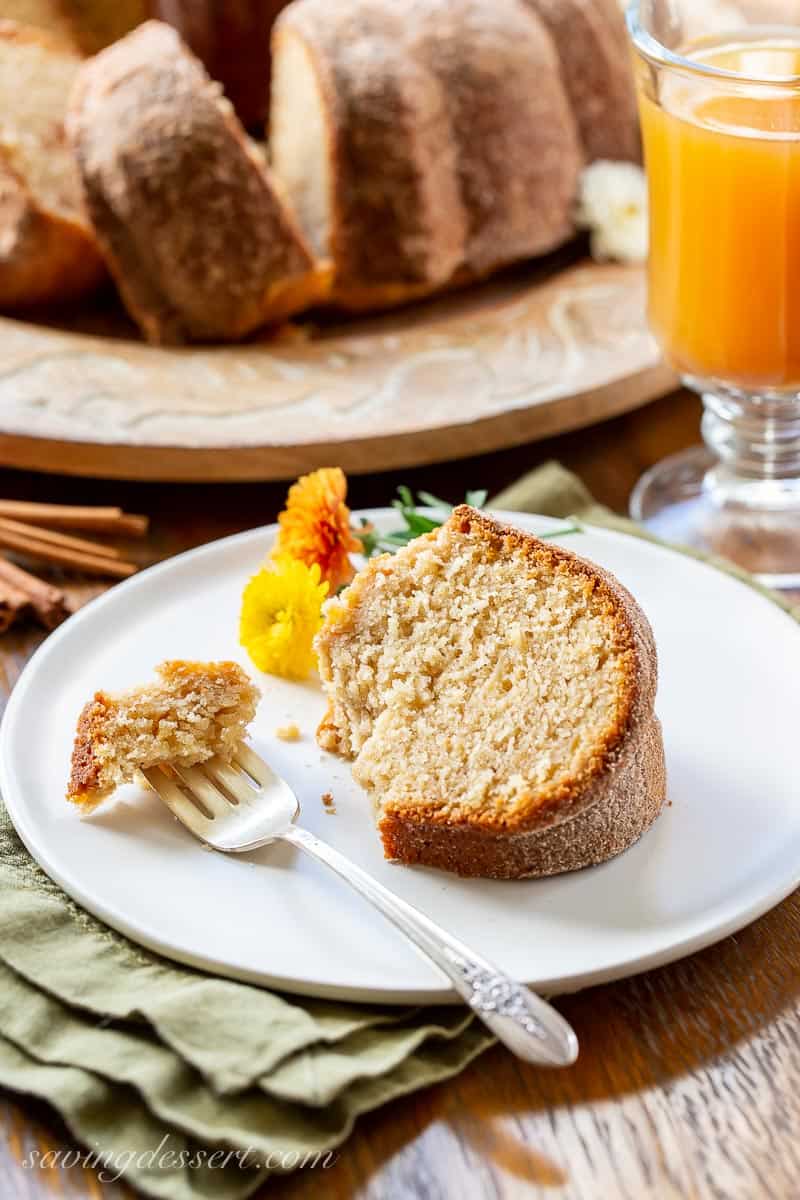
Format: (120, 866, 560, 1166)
(630, 445, 800, 591)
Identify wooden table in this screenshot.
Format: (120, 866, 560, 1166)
(2, 387, 798, 1200)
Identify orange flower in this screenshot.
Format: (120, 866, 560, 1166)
(275, 467, 361, 590)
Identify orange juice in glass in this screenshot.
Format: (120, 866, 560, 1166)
(627, 2, 800, 587)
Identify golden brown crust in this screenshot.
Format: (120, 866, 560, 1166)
(0, 20, 105, 308)
(66, 20, 322, 345)
(155, 658, 249, 688)
(316, 506, 664, 878)
(67, 695, 110, 807)
(328, 262, 481, 315)
(379, 716, 666, 878)
(0, 160, 106, 308)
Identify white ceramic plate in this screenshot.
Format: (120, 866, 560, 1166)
(2, 512, 799, 1004)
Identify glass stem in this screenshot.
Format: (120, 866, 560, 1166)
(701, 389, 800, 482)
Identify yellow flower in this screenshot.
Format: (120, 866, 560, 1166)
(239, 558, 328, 679)
(275, 467, 361, 591)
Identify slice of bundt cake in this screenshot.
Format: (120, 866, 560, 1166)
(67, 660, 260, 811)
(270, 0, 468, 307)
(0, 21, 106, 308)
(66, 21, 326, 344)
(315, 506, 665, 879)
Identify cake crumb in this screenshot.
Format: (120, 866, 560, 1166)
(275, 723, 301, 742)
(321, 791, 336, 814)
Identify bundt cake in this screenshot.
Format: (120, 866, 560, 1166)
(66, 20, 327, 344)
(0, 20, 105, 308)
(522, 0, 640, 163)
(271, 0, 585, 309)
(12, 0, 640, 340)
(67, 660, 260, 811)
(315, 506, 666, 879)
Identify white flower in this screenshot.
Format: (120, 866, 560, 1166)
(576, 160, 648, 265)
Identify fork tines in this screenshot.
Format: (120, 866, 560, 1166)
(142, 744, 268, 833)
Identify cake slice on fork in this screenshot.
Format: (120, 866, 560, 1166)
(67, 660, 259, 811)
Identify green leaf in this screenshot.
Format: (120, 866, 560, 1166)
(538, 519, 583, 540)
(416, 491, 453, 513)
(353, 488, 582, 562)
(353, 519, 381, 559)
(464, 488, 488, 509)
(402, 513, 441, 535)
(381, 531, 416, 545)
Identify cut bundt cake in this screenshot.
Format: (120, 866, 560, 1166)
(0, 20, 105, 308)
(66, 21, 327, 344)
(271, 0, 583, 309)
(2, 0, 641, 331)
(271, 0, 468, 308)
(315, 507, 665, 879)
(67, 660, 260, 811)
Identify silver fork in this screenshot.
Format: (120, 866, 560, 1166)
(142, 743, 578, 1067)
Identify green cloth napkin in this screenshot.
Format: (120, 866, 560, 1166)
(0, 461, 796, 1199)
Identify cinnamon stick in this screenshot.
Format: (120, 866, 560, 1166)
(0, 501, 148, 538)
(0, 557, 70, 630)
(0, 579, 30, 633)
(0, 517, 124, 560)
(0, 527, 137, 579)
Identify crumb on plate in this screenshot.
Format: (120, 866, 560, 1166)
(275, 722, 301, 742)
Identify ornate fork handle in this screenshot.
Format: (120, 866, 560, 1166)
(283, 824, 578, 1067)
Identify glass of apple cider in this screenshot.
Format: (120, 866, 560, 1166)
(628, 1, 800, 588)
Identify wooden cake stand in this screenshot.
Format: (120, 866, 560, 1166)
(0, 258, 674, 482)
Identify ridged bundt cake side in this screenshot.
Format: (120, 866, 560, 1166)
(522, 0, 640, 163)
(271, 0, 638, 313)
(408, 0, 584, 278)
(271, 0, 588, 309)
